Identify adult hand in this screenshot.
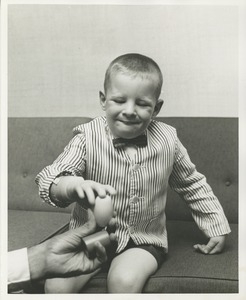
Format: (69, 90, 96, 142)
(193, 235, 226, 254)
(27, 209, 117, 280)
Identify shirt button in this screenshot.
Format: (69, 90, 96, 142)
(131, 196, 139, 203)
(129, 227, 134, 234)
(132, 164, 141, 171)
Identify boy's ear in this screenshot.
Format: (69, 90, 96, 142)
(99, 91, 106, 111)
(152, 99, 164, 117)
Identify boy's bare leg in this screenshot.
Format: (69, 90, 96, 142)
(107, 248, 158, 293)
(44, 269, 100, 293)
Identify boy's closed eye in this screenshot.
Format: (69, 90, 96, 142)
(111, 97, 126, 104)
(136, 100, 151, 107)
(136, 99, 153, 107)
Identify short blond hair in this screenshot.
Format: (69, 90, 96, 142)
(104, 53, 163, 99)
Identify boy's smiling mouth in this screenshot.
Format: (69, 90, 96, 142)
(118, 120, 141, 125)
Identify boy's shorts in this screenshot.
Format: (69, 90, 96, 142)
(106, 238, 167, 269)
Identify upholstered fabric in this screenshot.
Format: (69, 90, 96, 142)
(8, 210, 70, 251)
(8, 117, 238, 293)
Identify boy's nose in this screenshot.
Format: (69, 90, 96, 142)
(122, 102, 136, 117)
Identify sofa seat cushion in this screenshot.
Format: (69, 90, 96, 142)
(8, 209, 70, 251)
(8, 210, 237, 293)
(83, 221, 238, 293)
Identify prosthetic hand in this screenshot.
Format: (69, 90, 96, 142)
(82, 195, 115, 258)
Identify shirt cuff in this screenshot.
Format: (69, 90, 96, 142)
(39, 171, 74, 207)
(8, 248, 30, 285)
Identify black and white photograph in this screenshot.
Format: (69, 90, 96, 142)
(1, 0, 245, 298)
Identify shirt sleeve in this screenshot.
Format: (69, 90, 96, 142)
(169, 137, 231, 238)
(8, 248, 30, 292)
(35, 132, 86, 207)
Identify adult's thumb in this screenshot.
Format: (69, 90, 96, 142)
(72, 209, 97, 238)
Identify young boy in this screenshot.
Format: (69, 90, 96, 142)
(36, 53, 231, 293)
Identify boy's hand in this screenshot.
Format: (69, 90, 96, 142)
(50, 176, 116, 208)
(66, 178, 116, 206)
(193, 235, 226, 254)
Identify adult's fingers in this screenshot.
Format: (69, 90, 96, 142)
(106, 216, 117, 234)
(108, 216, 117, 227)
(93, 241, 108, 269)
(69, 221, 96, 239)
(70, 209, 97, 239)
(109, 232, 118, 242)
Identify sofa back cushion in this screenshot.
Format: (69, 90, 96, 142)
(8, 117, 238, 223)
(8, 117, 91, 214)
(161, 117, 238, 224)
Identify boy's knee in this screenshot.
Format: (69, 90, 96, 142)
(107, 270, 141, 293)
(45, 279, 59, 294)
(44, 279, 72, 294)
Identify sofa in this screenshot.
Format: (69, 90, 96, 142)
(8, 116, 238, 293)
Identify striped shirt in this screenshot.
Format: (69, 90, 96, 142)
(35, 116, 231, 253)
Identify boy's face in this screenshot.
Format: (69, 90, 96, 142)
(100, 72, 163, 139)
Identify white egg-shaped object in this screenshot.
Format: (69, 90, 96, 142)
(93, 195, 114, 227)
